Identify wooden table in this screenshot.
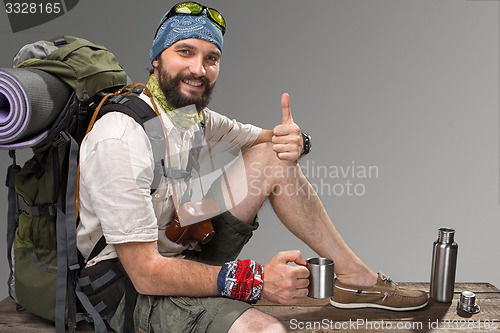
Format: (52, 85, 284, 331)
(0, 283, 498, 332)
(257, 282, 500, 332)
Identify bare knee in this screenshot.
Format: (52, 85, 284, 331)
(245, 142, 299, 183)
(228, 308, 287, 333)
(248, 142, 289, 166)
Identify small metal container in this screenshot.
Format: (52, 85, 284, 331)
(457, 291, 480, 314)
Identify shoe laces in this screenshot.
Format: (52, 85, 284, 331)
(379, 272, 398, 301)
(379, 272, 397, 287)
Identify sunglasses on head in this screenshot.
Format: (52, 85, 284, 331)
(154, 1, 226, 38)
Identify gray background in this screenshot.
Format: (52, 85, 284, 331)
(0, 0, 499, 300)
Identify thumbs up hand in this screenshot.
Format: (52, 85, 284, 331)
(272, 93, 304, 161)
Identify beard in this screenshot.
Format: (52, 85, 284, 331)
(156, 60, 215, 112)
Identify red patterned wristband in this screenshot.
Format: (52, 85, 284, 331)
(217, 259, 264, 303)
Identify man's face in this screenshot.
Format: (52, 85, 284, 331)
(153, 38, 221, 111)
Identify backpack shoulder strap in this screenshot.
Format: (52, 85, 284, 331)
(97, 94, 157, 125)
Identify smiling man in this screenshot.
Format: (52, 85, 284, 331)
(76, 2, 428, 332)
(155, 39, 218, 111)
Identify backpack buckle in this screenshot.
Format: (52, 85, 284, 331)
(53, 38, 68, 47)
(53, 130, 71, 147)
(31, 204, 57, 217)
(109, 94, 127, 105)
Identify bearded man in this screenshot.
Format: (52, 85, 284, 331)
(77, 2, 428, 332)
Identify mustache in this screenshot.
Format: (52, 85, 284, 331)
(177, 73, 211, 87)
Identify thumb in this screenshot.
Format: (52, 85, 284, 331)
(278, 250, 307, 266)
(281, 93, 293, 125)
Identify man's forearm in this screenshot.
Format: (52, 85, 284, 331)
(252, 129, 274, 146)
(115, 241, 220, 296)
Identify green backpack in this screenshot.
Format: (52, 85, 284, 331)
(3, 36, 163, 333)
(14, 35, 127, 103)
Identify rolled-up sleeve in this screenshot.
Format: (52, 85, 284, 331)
(203, 109, 262, 152)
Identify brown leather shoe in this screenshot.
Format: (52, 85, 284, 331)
(330, 272, 429, 311)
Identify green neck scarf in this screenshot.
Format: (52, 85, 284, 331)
(148, 74, 203, 131)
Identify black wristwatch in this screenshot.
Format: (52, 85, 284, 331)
(301, 132, 311, 156)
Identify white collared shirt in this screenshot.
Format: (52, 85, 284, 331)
(77, 93, 261, 266)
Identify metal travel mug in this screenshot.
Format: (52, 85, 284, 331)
(306, 258, 334, 298)
(430, 228, 458, 303)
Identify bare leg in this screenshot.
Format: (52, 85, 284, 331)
(221, 143, 377, 286)
(228, 308, 286, 333)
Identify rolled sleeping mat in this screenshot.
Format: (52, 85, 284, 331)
(0, 67, 72, 149)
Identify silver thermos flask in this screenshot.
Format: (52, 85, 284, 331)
(430, 227, 458, 302)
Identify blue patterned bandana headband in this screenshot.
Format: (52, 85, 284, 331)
(150, 10, 224, 63)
